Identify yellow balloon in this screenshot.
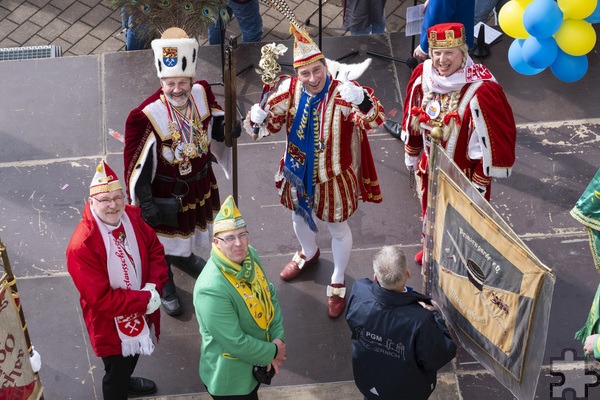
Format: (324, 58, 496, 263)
(557, 0, 597, 20)
(515, 0, 534, 6)
(554, 18, 597, 56)
(498, 0, 529, 39)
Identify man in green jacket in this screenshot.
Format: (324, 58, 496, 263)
(193, 196, 286, 398)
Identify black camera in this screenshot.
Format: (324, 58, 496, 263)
(252, 365, 275, 385)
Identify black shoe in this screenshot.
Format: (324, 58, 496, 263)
(170, 254, 206, 276)
(161, 291, 182, 316)
(128, 377, 156, 396)
(383, 120, 402, 140)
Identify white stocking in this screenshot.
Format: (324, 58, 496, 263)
(291, 212, 318, 259)
(327, 221, 352, 285)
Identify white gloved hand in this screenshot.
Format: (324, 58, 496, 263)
(142, 283, 156, 292)
(250, 104, 269, 125)
(413, 45, 428, 61)
(142, 283, 160, 314)
(30, 347, 41, 373)
(145, 288, 161, 314)
(405, 153, 420, 170)
(338, 71, 365, 105)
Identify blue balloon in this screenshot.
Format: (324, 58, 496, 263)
(508, 39, 545, 76)
(523, 0, 563, 38)
(550, 50, 589, 82)
(586, 1, 600, 23)
(522, 36, 558, 69)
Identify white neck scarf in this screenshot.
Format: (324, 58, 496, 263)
(91, 208, 155, 357)
(422, 56, 495, 95)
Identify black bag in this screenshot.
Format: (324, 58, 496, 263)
(252, 365, 275, 385)
(153, 197, 179, 228)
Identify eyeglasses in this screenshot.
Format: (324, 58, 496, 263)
(93, 195, 126, 205)
(215, 232, 249, 244)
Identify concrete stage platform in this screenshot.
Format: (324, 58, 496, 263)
(1, 31, 599, 399)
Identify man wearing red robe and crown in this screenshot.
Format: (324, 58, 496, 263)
(400, 22, 517, 265)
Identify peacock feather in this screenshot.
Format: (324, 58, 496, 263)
(112, 0, 229, 44)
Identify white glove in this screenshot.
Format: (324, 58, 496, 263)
(413, 45, 428, 61)
(405, 153, 420, 170)
(142, 283, 156, 291)
(142, 283, 160, 314)
(338, 71, 365, 105)
(30, 347, 41, 373)
(250, 104, 269, 125)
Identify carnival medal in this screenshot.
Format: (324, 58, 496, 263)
(179, 159, 192, 175)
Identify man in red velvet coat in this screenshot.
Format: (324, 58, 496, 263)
(400, 22, 516, 265)
(67, 160, 168, 399)
(123, 27, 236, 316)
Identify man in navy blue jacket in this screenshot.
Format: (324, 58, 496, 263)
(346, 245, 456, 400)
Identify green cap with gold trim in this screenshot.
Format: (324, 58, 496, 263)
(214, 195, 246, 234)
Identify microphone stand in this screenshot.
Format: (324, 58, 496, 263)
(366, 51, 418, 70)
(367, 0, 419, 70)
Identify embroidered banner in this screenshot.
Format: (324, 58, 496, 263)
(0, 281, 42, 400)
(427, 147, 555, 400)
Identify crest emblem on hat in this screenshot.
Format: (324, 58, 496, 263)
(162, 47, 178, 67)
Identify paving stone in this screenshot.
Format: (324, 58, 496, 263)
(85, 0, 109, 7)
(59, 1, 91, 24)
(60, 21, 92, 44)
(49, 0, 77, 11)
(0, 37, 19, 49)
(92, 36, 124, 55)
(29, 4, 61, 27)
(23, 34, 54, 47)
(387, 14, 407, 33)
(37, 17, 69, 42)
(49, 36, 72, 53)
(87, 17, 122, 42)
(8, 21, 42, 45)
(28, 0, 51, 7)
(69, 34, 101, 55)
(2, 0, 27, 12)
(7, 2, 39, 24)
(80, 3, 113, 27)
(293, 1, 319, 23)
(0, 18, 19, 40)
(0, 6, 9, 19)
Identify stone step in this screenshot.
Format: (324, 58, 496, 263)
(137, 373, 458, 400)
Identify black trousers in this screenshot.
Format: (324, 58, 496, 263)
(209, 383, 260, 400)
(101, 354, 139, 400)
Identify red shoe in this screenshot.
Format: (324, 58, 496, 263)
(414, 250, 423, 266)
(327, 283, 347, 318)
(280, 248, 320, 281)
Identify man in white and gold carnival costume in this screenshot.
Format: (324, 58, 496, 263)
(246, 24, 385, 318)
